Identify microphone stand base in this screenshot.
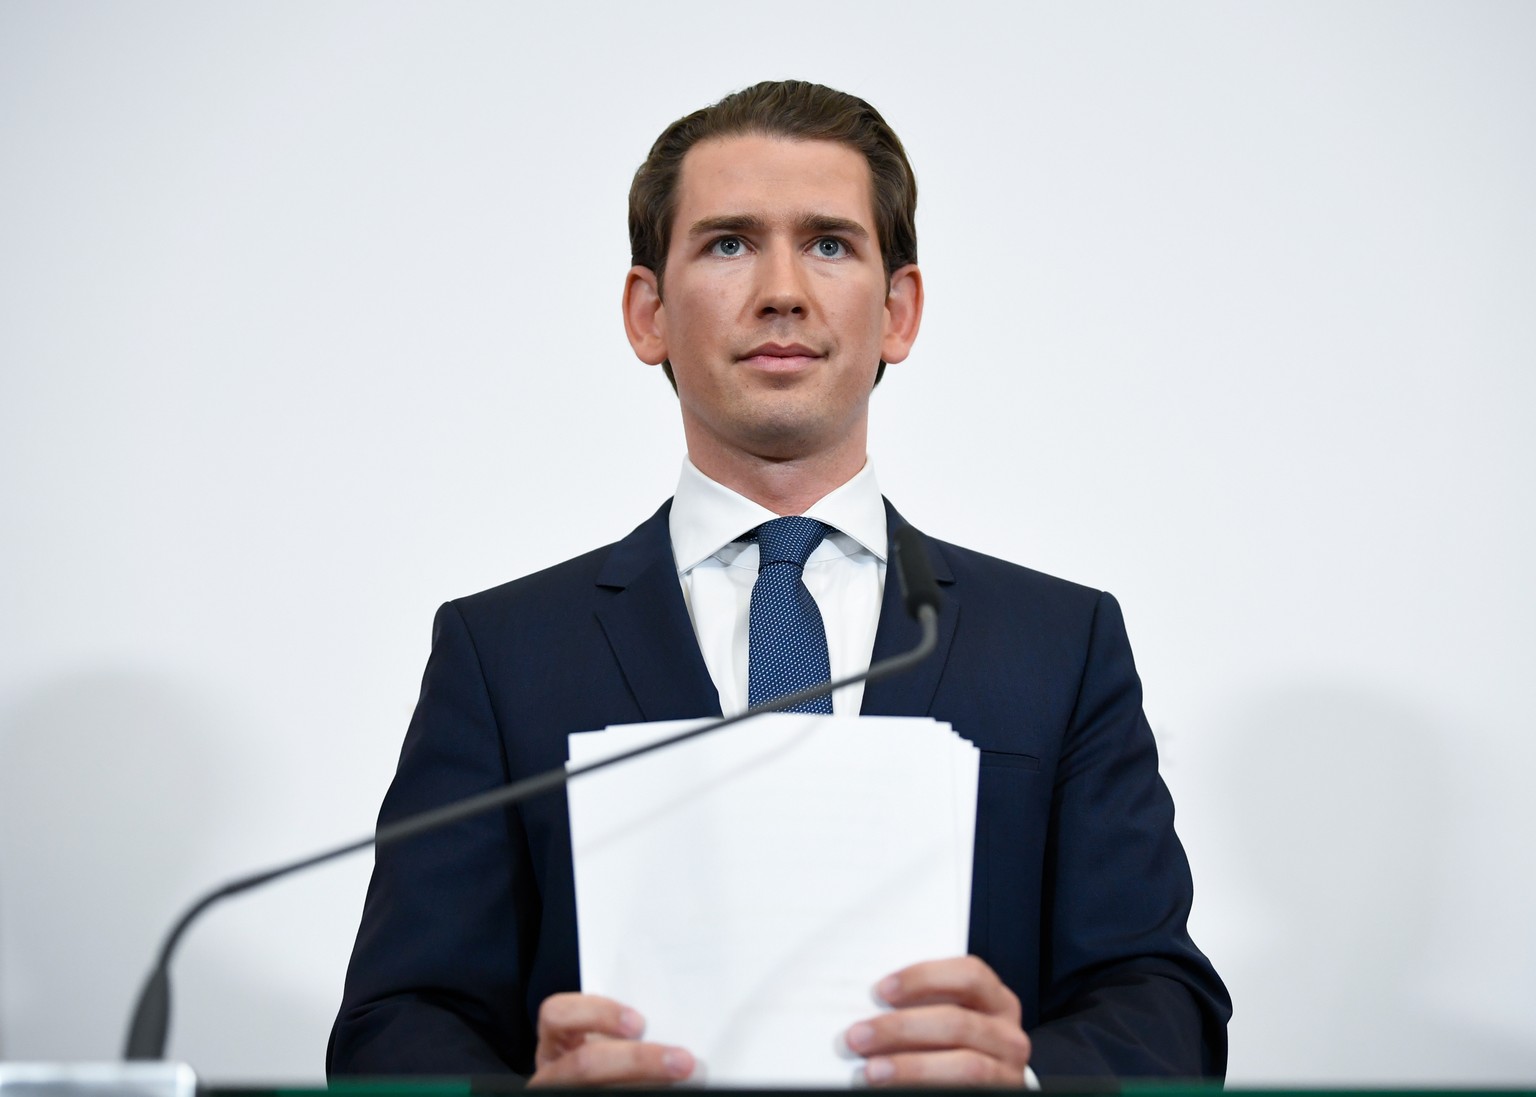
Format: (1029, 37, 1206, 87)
(0, 1063, 196, 1097)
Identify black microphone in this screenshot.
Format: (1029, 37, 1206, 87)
(124, 528, 944, 1061)
(892, 525, 941, 620)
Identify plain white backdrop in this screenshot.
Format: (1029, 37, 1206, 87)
(2, 1, 1533, 1085)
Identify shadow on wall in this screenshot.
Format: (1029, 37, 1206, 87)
(0, 669, 382, 1078)
(0, 670, 229, 1061)
(1206, 683, 1536, 1084)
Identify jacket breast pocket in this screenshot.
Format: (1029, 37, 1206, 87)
(978, 748, 1040, 773)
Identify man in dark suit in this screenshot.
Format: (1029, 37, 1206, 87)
(329, 80, 1230, 1086)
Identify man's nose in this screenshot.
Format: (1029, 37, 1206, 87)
(754, 243, 809, 317)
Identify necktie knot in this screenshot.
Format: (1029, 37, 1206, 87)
(751, 515, 828, 569)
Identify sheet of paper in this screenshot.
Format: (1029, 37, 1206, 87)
(567, 714, 978, 1086)
(856, 716, 980, 938)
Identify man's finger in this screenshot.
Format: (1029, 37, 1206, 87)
(846, 1004, 1031, 1069)
(877, 956, 1021, 1020)
(537, 992, 645, 1039)
(530, 1038, 696, 1087)
(862, 1048, 1025, 1087)
(534, 993, 645, 1065)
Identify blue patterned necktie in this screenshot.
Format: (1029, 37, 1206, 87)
(746, 516, 834, 714)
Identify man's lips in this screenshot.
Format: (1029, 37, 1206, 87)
(737, 343, 824, 368)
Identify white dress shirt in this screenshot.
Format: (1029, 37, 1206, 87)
(668, 457, 888, 716)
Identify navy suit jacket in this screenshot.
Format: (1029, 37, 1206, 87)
(329, 501, 1231, 1079)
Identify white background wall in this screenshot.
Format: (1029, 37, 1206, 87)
(2, 0, 1533, 1085)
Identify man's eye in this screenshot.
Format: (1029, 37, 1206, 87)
(814, 237, 849, 258)
(711, 236, 745, 257)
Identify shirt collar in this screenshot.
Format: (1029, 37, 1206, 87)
(669, 456, 887, 574)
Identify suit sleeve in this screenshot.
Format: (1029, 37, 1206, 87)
(1028, 591, 1231, 1078)
(328, 601, 540, 1076)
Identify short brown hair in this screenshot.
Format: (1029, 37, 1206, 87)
(628, 80, 919, 387)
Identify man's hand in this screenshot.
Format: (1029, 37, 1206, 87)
(528, 993, 697, 1087)
(843, 956, 1032, 1087)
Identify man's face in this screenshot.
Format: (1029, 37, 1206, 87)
(624, 135, 921, 473)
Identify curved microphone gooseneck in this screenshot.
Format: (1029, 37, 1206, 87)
(124, 525, 944, 1061)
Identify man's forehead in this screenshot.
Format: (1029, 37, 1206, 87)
(672, 135, 876, 233)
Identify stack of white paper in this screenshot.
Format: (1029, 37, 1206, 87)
(567, 714, 979, 1087)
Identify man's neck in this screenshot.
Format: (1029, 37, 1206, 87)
(685, 438, 868, 516)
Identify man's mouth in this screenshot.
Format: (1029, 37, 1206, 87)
(738, 343, 823, 369)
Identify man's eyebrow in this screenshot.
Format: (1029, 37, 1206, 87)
(687, 214, 768, 237)
(798, 214, 869, 240)
(685, 213, 871, 240)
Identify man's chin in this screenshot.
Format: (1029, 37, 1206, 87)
(730, 411, 864, 463)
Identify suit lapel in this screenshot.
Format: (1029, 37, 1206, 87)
(593, 501, 723, 722)
(860, 502, 959, 717)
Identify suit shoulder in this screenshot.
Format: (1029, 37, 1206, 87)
(922, 535, 1137, 660)
(928, 535, 1108, 611)
(444, 542, 616, 624)
(438, 499, 674, 632)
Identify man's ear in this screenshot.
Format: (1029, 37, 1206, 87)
(880, 264, 924, 366)
(623, 266, 668, 366)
